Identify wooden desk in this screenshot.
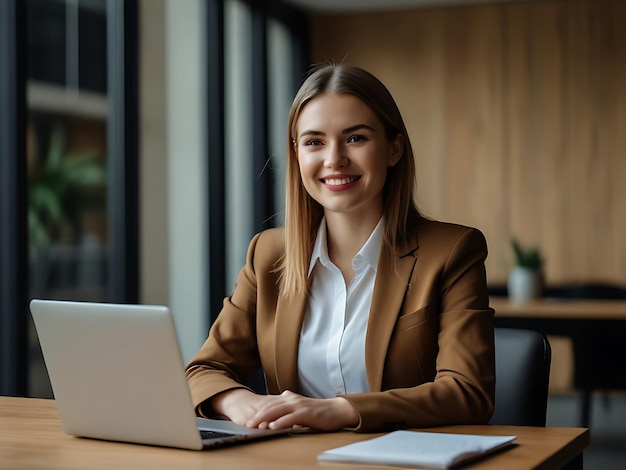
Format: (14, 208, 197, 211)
(0, 397, 588, 470)
(491, 297, 626, 427)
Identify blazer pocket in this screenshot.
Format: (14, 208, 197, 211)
(393, 305, 431, 333)
(385, 305, 437, 387)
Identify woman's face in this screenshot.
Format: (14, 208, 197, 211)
(294, 93, 402, 222)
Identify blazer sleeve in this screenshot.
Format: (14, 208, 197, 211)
(342, 226, 495, 432)
(185, 232, 266, 417)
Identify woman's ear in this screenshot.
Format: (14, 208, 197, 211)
(388, 133, 404, 167)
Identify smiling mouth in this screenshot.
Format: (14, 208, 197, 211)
(321, 176, 360, 186)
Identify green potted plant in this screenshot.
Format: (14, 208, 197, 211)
(28, 127, 106, 248)
(508, 237, 544, 302)
(28, 126, 106, 295)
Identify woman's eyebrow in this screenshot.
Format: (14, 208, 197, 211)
(299, 130, 325, 139)
(342, 124, 375, 134)
(298, 124, 375, 140)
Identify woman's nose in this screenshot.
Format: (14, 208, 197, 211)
(324, 142, 348, 168)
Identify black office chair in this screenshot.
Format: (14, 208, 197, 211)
(489, 327, 552, 426)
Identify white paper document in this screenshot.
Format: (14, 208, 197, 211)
(317, 430, 517, 469)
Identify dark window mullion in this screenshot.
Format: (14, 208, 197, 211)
(0, 0, 28, 396)
(207, 0, 226, 323)
(106, 0, 139, 303)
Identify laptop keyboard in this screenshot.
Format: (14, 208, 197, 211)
(200, 430, 235, 440)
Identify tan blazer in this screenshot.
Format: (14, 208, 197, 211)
(186, 216, 495, 432)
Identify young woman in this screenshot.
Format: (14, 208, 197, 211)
(185, 64, 495, 433)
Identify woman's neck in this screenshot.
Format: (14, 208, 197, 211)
(325, 211, 382, 272)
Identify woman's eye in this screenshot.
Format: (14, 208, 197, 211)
(347, 135, 365, 143)
(305, 139, 323, 146)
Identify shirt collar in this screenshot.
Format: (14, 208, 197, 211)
(360, 217, 384, 273)
(308, 218, 330, 277)
(307, 217, 384, 277)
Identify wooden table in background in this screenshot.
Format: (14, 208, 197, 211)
(491, 297, 626, 427)
(491, 297, 626, 320)
(1, 397, 588, 470)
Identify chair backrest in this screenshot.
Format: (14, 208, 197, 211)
(489, 328, 551, 426)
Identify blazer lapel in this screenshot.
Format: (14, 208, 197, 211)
(272, 218, 420, 394)
(273, 292, 307, 392)
(364, 234, 419, 392)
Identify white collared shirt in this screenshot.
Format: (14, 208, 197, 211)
(297, 217, 384, 398)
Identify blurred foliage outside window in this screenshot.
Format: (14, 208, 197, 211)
(28, 124, 106, 248)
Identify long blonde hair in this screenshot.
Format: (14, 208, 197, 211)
(278, 64, 419, 296)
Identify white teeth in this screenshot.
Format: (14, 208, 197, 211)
(324, 177, 358, 186)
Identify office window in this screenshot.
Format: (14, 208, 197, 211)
(0, 0, 138, 397)
(26, 0, 109, 302)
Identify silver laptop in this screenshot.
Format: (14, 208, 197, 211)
(29, 299, 291, 450)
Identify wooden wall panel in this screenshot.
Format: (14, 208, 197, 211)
(609, 0, 626, 280)
(439, 8, 489, 219)
(440, 6, 508, 275)
(504, 2, 569, 282)
(563, 0, 626, 282)
(567, 0, 602, 280)
(310, 0, 626, 286)
(403, 10, 447, 219)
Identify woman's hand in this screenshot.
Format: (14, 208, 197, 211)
(211, 389, 359, 431)
(209, 388, 265, 426)
(245, 390, 359, 431)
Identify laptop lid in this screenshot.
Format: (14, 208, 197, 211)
(29, 299, 288, 450)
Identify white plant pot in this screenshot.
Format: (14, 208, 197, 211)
(508, 267, 542, 303)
